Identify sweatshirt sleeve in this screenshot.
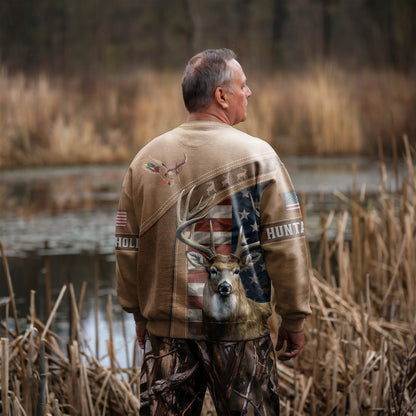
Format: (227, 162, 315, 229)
(115, 167, 144, 323)
(259, 162, 312, 333)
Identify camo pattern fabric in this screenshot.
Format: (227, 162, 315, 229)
(139, 334, 280, 416)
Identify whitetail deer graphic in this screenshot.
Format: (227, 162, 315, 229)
(176, 186, 271, 339)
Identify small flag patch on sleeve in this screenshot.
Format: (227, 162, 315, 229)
(116, 210, 128, 228)
(283, 191, 300, 212)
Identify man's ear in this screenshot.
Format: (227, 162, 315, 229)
(214, 86, 228, 109)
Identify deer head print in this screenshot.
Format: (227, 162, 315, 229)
(176, 186, 271, 339)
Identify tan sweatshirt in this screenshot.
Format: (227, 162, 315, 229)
(116, 120, 311, 341)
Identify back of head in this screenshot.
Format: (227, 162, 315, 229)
(182, 48, 236, 113)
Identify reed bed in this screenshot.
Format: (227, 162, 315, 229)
(1, 66, 415, 169)
(288, 137, 416, 414)
(1, 142, 416, 415)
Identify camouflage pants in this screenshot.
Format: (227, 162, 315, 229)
(139, 334, 279, 416)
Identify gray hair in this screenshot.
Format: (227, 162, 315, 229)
(182, 48, 237, 113)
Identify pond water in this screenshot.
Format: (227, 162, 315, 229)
(0, 157, 404, 367)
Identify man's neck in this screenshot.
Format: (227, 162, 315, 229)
(187, 111, 231, 125)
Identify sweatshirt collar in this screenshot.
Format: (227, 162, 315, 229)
(179, 120, 233, 130)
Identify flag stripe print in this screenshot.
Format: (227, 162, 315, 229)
(284, 190, 300, 212)
(116, 210, 128, 228)
(186, 182, 271, 337)
(187, 197, 232, 336)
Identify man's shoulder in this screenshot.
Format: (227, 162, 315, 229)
(233, 129, 271, 146)
(227, 127, 276, 155)
(128, 122, 277, 170)
(128, 128, 179, 164)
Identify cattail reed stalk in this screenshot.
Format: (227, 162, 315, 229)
(0, 240, 19, 335)
(390, 114, 399, 191)
(2, 301, 9, 339)
(68, 284, 99, 366)
(78, 281, 87, 318)
(107, 293, 115, 373)
(94, 247, 100, 358)
(70, 290, 77, 344)
(120, 309, 130, 369)
(318, 207, 334, 281)
(36, 340, 46, 416)
(80, 360, 94, 415)
(352, 162, 357, 202)
(336, 211, 349, 298)
(43, 241, 52, 316)
(93, 370, 111, 413)
(25, 290, 36, 415)
(41, 285, 67, 340)
(68, 341, 79, 414)
(331, 335, 339, 407)
(300, 192, 306, 227)
(1, 337, 9, 416)
(298, 377, 312, 413)
(403, 136, 415, 184)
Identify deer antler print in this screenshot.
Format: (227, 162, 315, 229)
(176, 186, 216, 259)
(176, 185, 271, 340)
(233, 226, 261, 260)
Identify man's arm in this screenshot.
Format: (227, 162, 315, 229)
(260, 163, 312, 358)
(115, 167, 145, 333)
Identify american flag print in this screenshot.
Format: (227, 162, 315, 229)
(283, 190, 300, 212)
(116, 210, 128, 228)
(186, 182, 271, 337)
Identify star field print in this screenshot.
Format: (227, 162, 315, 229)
(232, 183, 271, 303)
(186, 181, 271, 336)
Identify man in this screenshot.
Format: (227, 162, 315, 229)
(116, 48, 311, 415)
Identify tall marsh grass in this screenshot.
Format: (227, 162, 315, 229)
(0, 66, 415, 169)
(291, 138, 416, 414)
(1, 140, 416, 413)
(245, 66, 363, 155)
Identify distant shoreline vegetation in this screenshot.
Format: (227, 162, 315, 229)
(0, 66, 415, 170)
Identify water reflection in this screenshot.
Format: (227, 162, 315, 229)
(0, 158, 404, 367)
(0, 165, 139, 366)
(1, 250, 137, 367)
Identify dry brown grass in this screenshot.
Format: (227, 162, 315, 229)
(244, 66, 363, 155)
(0, 71, 128, 166)
(1, 142, 415, 414)
(1, 66, 416, 412)
(0, 69, 186, 169)
(244, 65, 416, 156)
(1, 66, 415, 169)
(279, 138, 416, 414)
